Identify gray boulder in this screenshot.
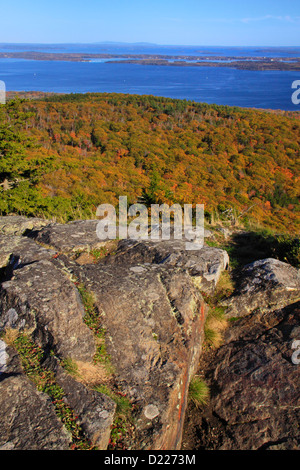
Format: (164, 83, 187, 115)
(0, 234, 56, 271)
(0, 215, 50, 236)
(0, 258, 96, 361)
(31, 219, 107, 253)
(224, 258, 300, 317)
(106, 238, 229, 294)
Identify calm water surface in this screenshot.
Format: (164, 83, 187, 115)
(0, 44, 299, 110)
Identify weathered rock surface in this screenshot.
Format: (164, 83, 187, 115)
(106, 238, 229, 294)
(0, 215, 50, 236)
(0, 216, 228, 450)
(0, 342, 71, 450)
(0, 258, 96, 361)
(72, 261, 207, 450)
(54, 364, 116, 449)
(2, 216, 299, 451)
(224, 258, 300, 317)
(31, 219, 107, 253)
(0, 234, 56, 270)
(0, 338, 115, 451)
(182, 302, 300, 450)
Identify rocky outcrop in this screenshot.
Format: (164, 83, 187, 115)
(0, 340, 116, 450)
(0, 233, 56, 270)
(224, 258, 300, 317)
(0, 343, 72, 450)
(106, 238, 229, 294)
(30, 219, 108, 253)
(182, 256, 300, 450)
(183, 301, 300, 450)
(54, 364, 116, 449)
(1, 216, 299, 451)
(71, 261, 207, 450)
(0, 215, 50, 236)
(0, 231, 96, 361)
(0, 258, 96, 361)
(0, 216, 229, 450)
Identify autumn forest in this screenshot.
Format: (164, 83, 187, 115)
(0, 92, 299, 235)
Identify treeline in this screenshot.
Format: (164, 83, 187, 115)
(0, 93, 299, 233)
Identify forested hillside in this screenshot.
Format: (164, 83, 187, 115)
(0, 93, 299, 233)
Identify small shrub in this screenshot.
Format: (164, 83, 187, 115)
(274, 235, 300, 268)
(5, 331, 94, 450)
(94, 384, 134, 450)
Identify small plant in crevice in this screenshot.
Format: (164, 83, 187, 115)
(188, 376, 210, 408)
(76, 282, 115, 374)
(204, 305, 228, 350)
(61, 357, 79, 377)
(200, 271, 234, 350)
(76, 282, 135, 449)
(94, 384, 135, 450)
(90, 246, 109, 261)
(3, 330, 94, 450)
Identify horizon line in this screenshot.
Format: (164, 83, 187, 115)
(0, 41, 300, 48)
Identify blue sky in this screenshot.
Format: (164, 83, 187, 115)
(0, 0, 299, 46)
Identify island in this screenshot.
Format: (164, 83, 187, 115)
(0, 51, 300, 71)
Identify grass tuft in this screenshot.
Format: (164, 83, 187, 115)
(204, 305, 228, 349)
(188, 376, 210, 408)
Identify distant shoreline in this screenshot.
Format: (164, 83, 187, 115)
(1, 51, 300, 71)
